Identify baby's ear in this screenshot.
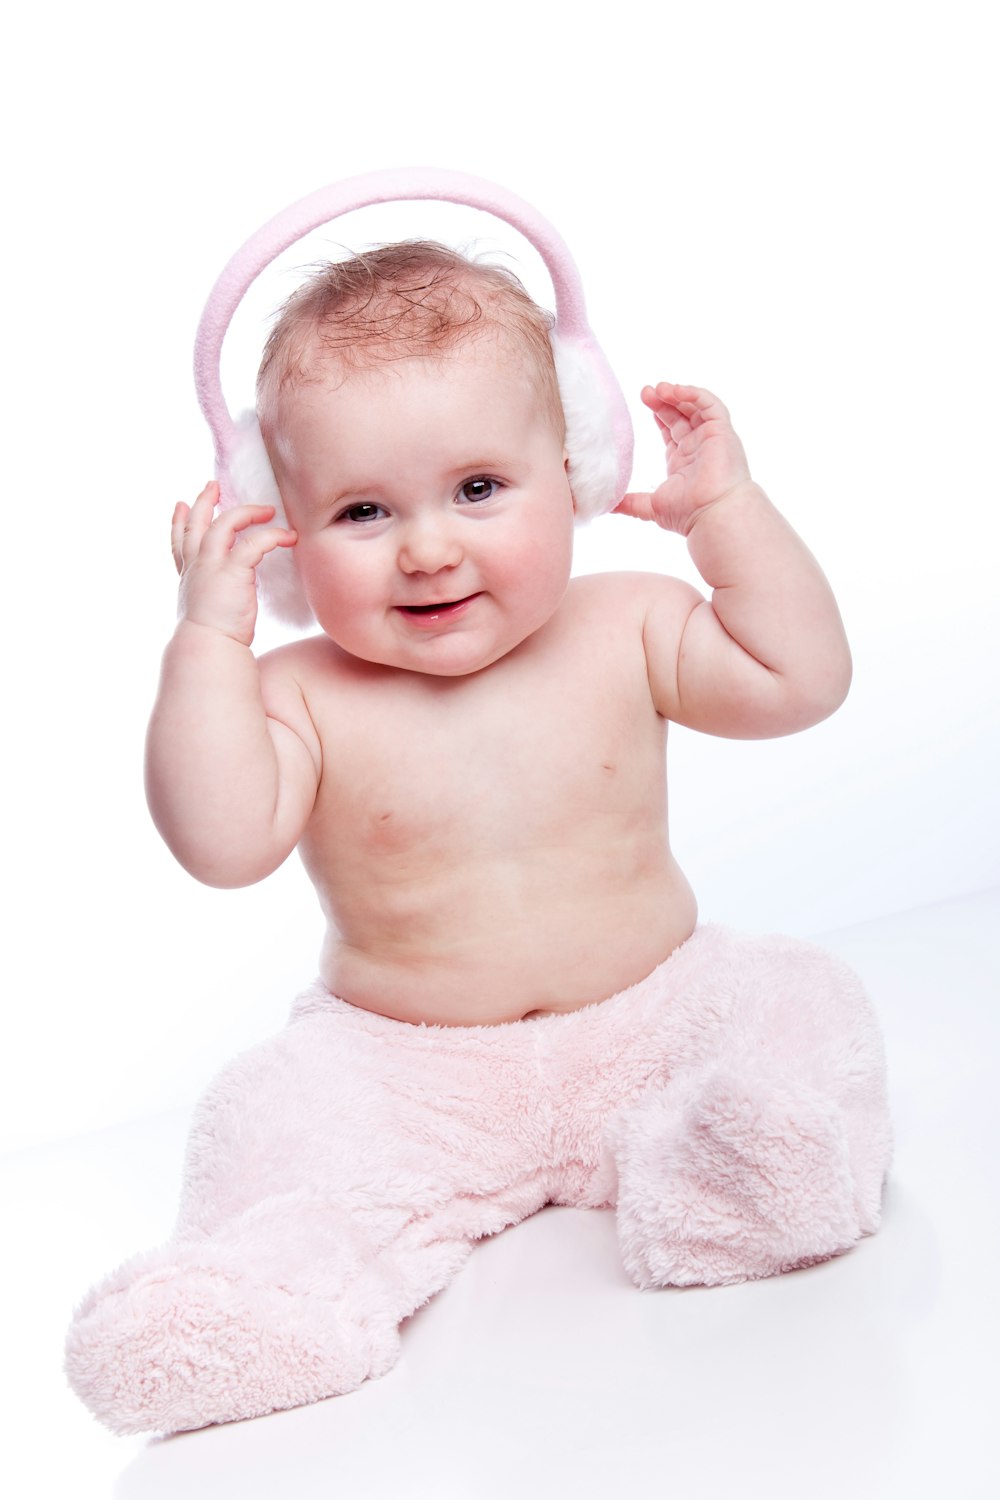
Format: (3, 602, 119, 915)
(564, 450, 577, 513)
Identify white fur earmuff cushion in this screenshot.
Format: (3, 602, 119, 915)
(225, 414, 315, 629)
(550, 334, 620, 523)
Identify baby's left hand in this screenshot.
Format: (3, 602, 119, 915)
(616, 383, 752, 535)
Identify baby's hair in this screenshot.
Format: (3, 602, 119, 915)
(256, 240, 564, 436)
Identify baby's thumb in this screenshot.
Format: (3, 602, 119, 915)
(614, 492, 657, 521)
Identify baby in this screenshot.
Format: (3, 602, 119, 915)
(66, 241, 892, 1435)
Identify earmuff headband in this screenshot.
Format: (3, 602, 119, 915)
(193, 166, 633, 505)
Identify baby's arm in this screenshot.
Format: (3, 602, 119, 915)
(618, 384, 852, 737)
(145, 483, 321, 886)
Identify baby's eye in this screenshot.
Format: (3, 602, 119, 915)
(458, 477, 501, 504)
(338, 502, 387, 525)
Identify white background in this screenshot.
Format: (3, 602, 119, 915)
(3, 0, 996, 1153)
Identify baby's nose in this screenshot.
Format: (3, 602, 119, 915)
(397, 516, 463, 574)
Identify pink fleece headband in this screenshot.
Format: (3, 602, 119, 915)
(193, 168, 633, 625)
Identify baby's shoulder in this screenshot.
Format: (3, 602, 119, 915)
(258, 632, 340, 686)
(563, 569, 701, 624)
(550, 572, 703, 689)
(256, 634, 357, 722)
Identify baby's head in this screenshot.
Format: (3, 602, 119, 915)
(256, 243, 576, 677)
(256, 241, 564, 446)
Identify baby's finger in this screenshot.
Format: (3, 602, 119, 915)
(653, 408, 692, 446)
(175, 482, 220, 569)
(227, 524, 298, 570)
(614, 491, 658, 522)
(197, 504, 281, 559)
(185, 481, 221, 530)
(170, 502, 190, 574)
(642, 403, 691, 451)
(651, 383, 731, 424)
(639, 387, 691, 446)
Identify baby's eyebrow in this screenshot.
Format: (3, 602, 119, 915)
(443, 456, 518, 478)
(318, 482, 384, 510)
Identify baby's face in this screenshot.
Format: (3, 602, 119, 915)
(267, 338, 575, 676)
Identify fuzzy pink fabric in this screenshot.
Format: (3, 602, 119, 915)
(65, 926, 891, 1435)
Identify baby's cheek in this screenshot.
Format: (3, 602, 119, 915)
(297, 547, 351, 619)
(525, 517, 574, 603)
(300, 539, 354, 593)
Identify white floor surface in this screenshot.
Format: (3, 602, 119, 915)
(5, 887, 999, 1499)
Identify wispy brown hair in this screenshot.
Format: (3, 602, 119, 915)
(256, 240, 563, 435)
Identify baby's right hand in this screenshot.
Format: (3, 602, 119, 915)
(171, 481, 297, 646)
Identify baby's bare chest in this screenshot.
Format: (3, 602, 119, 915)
(304, 649, 665, 869)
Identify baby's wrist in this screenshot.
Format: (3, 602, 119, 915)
(172, 616, 256, 654)
(683, 479, 768, 537)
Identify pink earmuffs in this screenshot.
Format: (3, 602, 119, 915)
(194, 168, 634, 627)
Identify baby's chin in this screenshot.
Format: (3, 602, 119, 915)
(321, 621, 547, 678)
(329, 641, 521, 678)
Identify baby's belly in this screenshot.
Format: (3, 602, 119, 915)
(317, 863, 698, 1026)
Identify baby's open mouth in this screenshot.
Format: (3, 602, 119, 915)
(398, 594, 479, 616)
